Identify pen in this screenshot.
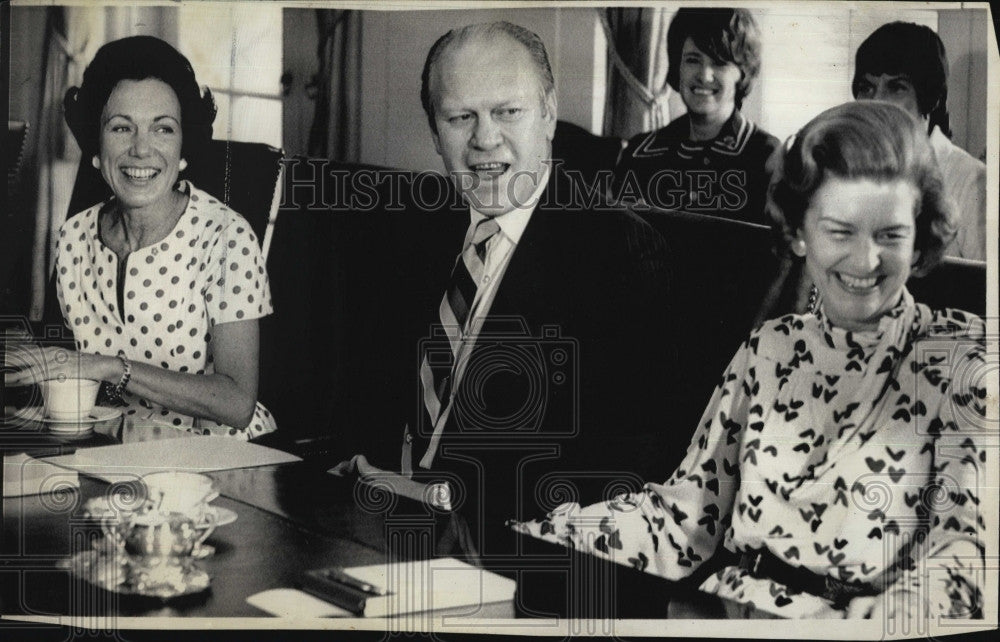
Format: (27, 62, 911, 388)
(325, 568, 387, 596)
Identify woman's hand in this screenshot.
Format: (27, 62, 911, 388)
(844, 595, 879, 619)
(4, 343, 119, 386)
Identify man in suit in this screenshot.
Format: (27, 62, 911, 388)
(370, 21, 675, 559)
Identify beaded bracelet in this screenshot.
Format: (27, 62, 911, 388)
(107, 353, 132, 402)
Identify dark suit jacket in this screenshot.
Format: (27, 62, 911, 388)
(397, 166, 678, 557)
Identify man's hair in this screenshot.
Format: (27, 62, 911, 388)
(666, 8, 762, 109)
(63, 35, 216, 164)
(420, 21, 555, 135)
(852, 22, 951, 137)
(767, 101, 955, 277)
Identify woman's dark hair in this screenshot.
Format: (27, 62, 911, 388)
(852, 22, 951, 137)
(767, 101, 955, 277)
(63, 36, 216, 163)
(666, 8, 762, 109)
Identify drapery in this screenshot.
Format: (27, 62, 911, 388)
(600, 7, 679, 140)
(27, 8, 85, 321)
(308, 10, 362, 162)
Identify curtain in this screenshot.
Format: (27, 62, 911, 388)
(27, 8, 89, 321)
(600, 8, 677, 140)
(309, 10, 362, 162)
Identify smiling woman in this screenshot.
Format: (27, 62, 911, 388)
(512, 102, 989, 621)
(611, 8, 780, 224)
(4, 36, 277, 441)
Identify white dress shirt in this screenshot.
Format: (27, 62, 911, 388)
(419, 165, 550, 469)
(929, 126, 987, 261)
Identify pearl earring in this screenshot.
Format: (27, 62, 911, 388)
(179, 159, 188, 171)
(91, 156, 100, 169)
(792, 239, 806, 257)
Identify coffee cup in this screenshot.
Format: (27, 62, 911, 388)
(140, 471, 219, 521)
(40, 378, 100, 420)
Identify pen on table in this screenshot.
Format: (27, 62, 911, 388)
(325, 568, 387, 596)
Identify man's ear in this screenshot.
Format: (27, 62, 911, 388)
(543, 89, 557, 141)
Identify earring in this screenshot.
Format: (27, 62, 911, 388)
(792, 238, 806, 257)
(91, 156, 100, 169)
(807, 285, 820, 315)
(179, 159, 188, 171)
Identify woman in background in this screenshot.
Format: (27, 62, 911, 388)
(5, 36, 276, 440)
(853, 21, 986, 261)
(514, 102, 989, 620)
(613, 8, 779, 224)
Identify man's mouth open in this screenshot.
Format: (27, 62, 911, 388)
(469, 162, 510, 178)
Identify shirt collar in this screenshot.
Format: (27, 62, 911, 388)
(468, 163, 550, 245)
(708, 110, 747, 151)
(674, 109, 748, 153)
(928, 125, 950, 155)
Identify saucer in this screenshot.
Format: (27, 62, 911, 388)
(212, 506, 238, 528)
(85, 502, 237, 531)
(62, 549, 211, 600)
(8, 406, 122, 429)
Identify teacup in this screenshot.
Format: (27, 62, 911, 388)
(140, 471, 219, 521)
(40, 378, 100, 420)
(112, 510, 216, 558)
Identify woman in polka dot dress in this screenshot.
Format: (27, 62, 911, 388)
(511, 103, 991, 621)
(6, 37, 276, 441)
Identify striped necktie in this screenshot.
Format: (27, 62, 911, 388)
(420, 217, 501, 429)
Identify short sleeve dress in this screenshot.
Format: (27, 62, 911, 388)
(53, 180, 277, 440)
(513, 290, 991, 618)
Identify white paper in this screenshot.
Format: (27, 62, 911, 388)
(246, 588, 353, 618)
(344, 557, 516, 617)
(3, 452, 80, 497)
(40, 435, 301, 483)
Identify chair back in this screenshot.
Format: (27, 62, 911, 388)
(65, 139, 284, 259)
(552, 120, 623, 186)
(6, 121, 30, 197)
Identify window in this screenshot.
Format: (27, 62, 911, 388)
(750, 7, 936, 142)
(178, 3, 283, 149)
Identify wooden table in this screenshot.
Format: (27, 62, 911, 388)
(1, 414, 513, 619)
(2, 417, 717, 622)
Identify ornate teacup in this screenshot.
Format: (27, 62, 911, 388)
(122, 510, 217, 558)
(140, 471, 219, 523)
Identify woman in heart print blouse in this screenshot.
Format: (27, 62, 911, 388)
(512, 101, 991, 619)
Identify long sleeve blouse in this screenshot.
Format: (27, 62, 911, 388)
(513, 290, 991, 618)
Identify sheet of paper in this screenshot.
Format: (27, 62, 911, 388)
(3, 452, 80, 497)
(344, 557, 516, 617)
(40, 435, 301, 483)
(246, 588, 353, 618)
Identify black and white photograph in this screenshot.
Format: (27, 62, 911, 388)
(1, 1, 997, 639)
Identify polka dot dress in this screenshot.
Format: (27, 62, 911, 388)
(54, 181, 276, 440)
